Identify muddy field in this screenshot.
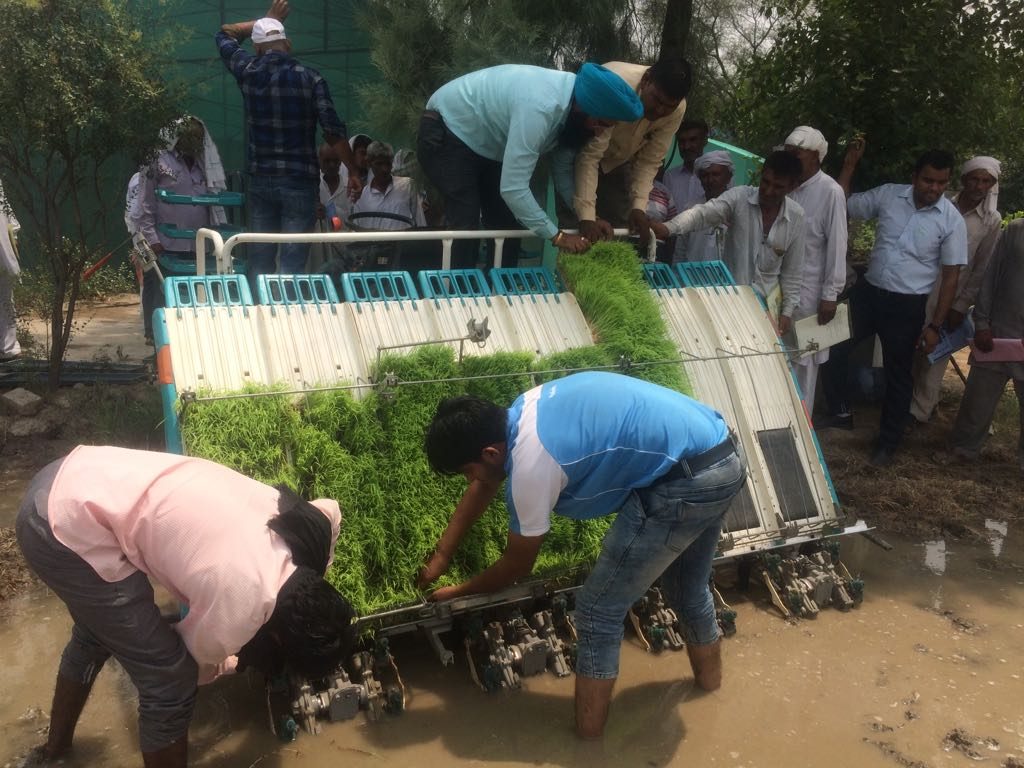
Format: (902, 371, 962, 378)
(0, 295, 1022, 767)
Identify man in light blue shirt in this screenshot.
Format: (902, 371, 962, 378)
(419, 372, 746, 739)
(822, 146, 967, 466)
(417, 63, 643, 269)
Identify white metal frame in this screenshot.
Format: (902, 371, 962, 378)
(195, 227, 656, 274)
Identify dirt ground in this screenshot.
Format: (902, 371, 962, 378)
(818, 355, 1023, 543)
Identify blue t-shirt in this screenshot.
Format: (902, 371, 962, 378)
(504, 372, 728, 536)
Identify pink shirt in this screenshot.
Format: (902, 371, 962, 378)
(43, 446, 341, 678)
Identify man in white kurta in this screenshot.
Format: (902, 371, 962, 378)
(784, 127, 849, 409)
(675, 150, 734, 264)
(0, 181, 20, 359)
(653, 151, 806, 331)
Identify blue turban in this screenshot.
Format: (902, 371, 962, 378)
(573, 63, 644, 123)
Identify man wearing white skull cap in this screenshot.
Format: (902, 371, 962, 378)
(784, 126, 848, 410)
(910, 155, 1002, 423)
(675, 150, 734, 263)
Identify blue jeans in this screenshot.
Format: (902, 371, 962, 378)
(247, 174, 317, 288)
(574, 448, 747, 679)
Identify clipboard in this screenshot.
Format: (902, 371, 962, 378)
(969, 338, 1024, 362)
(785, 302, 852, 357)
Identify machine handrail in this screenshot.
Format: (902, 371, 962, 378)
(195, 226, 656, 275)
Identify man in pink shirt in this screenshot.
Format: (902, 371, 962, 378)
(15, 446, 355, 767)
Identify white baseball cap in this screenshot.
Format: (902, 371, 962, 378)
(252, 17, 286, 45)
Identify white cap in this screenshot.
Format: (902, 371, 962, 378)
(784, 126, 828, 162)
(252, 17, 286, 45)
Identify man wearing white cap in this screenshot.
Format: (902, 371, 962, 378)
(217, 0, 357, 289)
(783, 126, 849, 410)
(910, 156, 1002, 424)
(675, 149, 734, 263)
(418, 62, 644, 269)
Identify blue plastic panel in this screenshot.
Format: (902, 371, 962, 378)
(642, 262, 682, 290)
(489, 266, 562, 296)
(341, 271, 419, 303)
(257, 274, 339, 305)
(164, 275, 253, 308)
(155, 189, 245, 207)
(418, 269, 491, 299)
(675, 260, 737, 288)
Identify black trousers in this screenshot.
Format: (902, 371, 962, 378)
(417, 114, 521, 270)
(822, 279, 928, 449)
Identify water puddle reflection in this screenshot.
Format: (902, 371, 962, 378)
(2, 528, 1022, 767)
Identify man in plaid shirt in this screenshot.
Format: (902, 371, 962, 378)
(217, 0, 358, 286)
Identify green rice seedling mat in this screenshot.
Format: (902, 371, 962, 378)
(181, 241, 693, 615)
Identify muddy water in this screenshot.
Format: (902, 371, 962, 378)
(2, 529, 1022, 768)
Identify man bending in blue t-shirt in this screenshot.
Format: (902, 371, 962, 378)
(420, 371, 747, 739)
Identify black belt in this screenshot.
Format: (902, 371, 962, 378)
(422, 109, 442, 121)
(660, 434, 737, 483)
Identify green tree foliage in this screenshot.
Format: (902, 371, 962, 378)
(0, 0, 183, 385)
(718, 0, 1024, 207)
(358, 0, 664, 147)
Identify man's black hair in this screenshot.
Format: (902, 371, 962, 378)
(646, 58, 693, 101)
(237, 570, 357, 679)
(351, 134, 373, 152)
(762, 150, 802, 182)
(269, 485, 334, 574)
(913, 149, 955, 174)
(559, 106, 598, 150)
(677, 118, 709, 135)
(424, 395, 508, 475)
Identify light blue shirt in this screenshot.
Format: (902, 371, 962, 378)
(847, 183, 968, 295)
(426, 65, 575, 239)
(504, 372, 728, 536)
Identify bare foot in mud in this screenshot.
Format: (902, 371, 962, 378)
(13, 744, 62, 767)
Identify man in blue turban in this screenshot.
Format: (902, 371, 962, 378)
(418, 63, 643, 269)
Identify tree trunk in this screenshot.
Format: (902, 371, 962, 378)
(659, 0, 693, 60)
(48, 276, 65, 392)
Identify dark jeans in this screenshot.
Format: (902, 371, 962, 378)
(823, 279, 928, 448)
(141, 251, 197, 339)
(417, 113, 520, 269)
(16, 459, 198, 752)
(247, 173, 317, 291)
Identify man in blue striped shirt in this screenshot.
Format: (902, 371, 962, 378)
(823, 145, 968, 466)
(420, 372, 746, 738)
(217, 0, 357, 286)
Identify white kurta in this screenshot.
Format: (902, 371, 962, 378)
(664, 185, 806, 316)
(788, 170, 849, 365)
(0, 182, 21, 357)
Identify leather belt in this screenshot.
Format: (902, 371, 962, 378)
(422, 109, 442, 121)
(660, 434, 737, 482)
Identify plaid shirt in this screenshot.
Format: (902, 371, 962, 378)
(216, 32, 345, 181)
